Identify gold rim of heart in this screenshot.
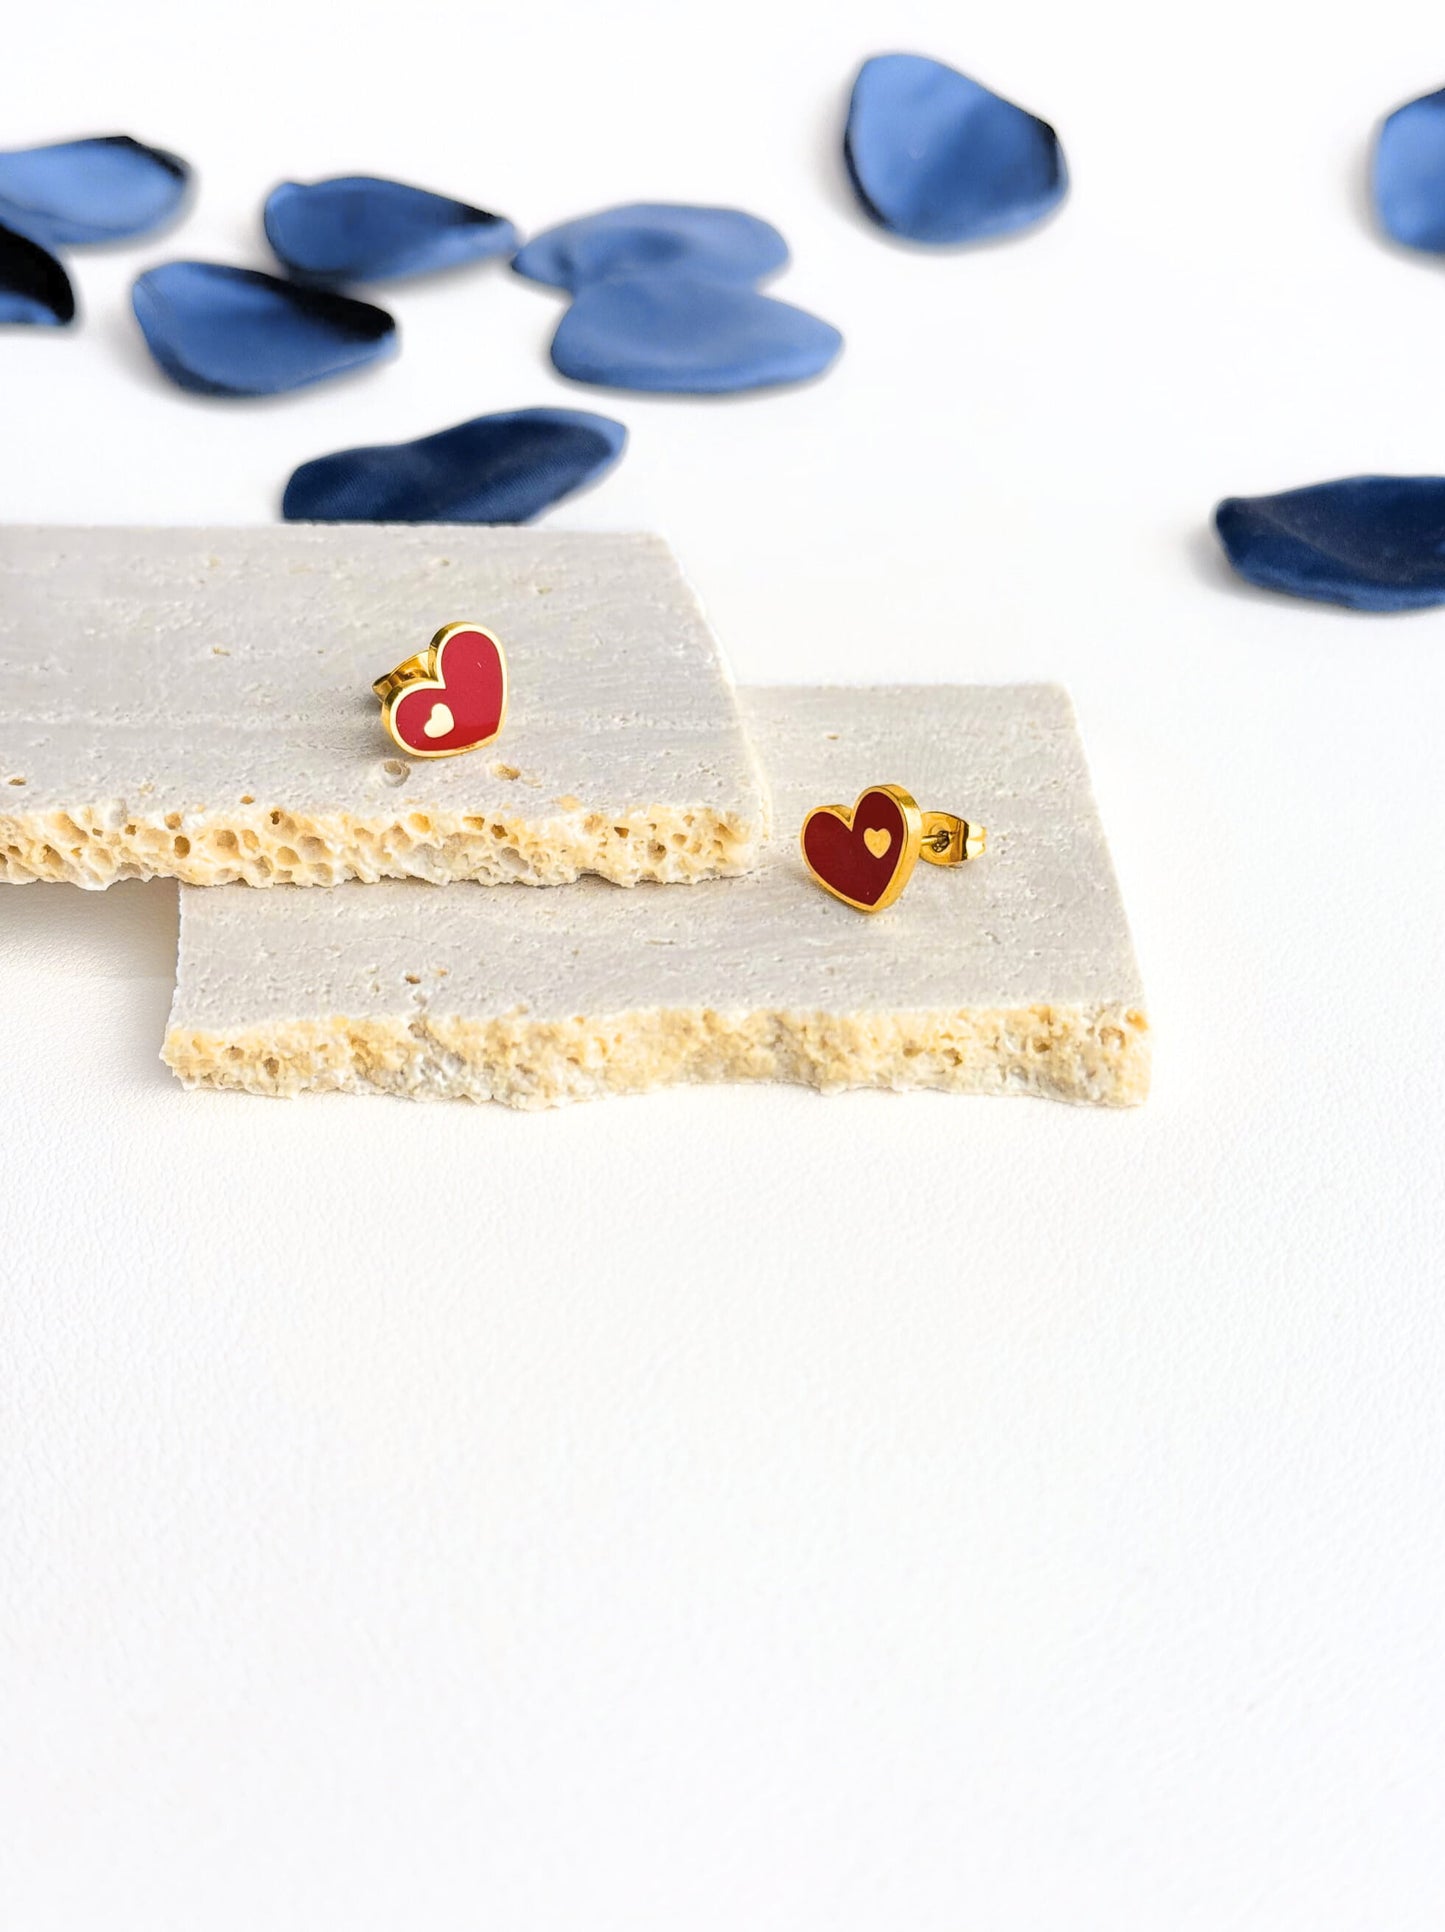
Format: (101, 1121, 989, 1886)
(372, 622, 509, 760)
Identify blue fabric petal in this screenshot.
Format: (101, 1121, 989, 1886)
(512, 203, 788, 291)
(1374, 89, 1445, 250)
(550, 272, 841, 393)
(844, 53, 1067, 244)
(0, 135, 189, 247)
(132, 262, 396, 396)
(282, 407, 627, 523)
(0, 220, 75, 325)
(1214, 477, 1445, 611)
(264, 175, 518, 283)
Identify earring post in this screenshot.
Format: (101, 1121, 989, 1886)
(918, 813, 987, 866)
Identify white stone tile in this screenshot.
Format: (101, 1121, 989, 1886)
(166, 684, 1148, 1107)
(0, 525, 765, 888)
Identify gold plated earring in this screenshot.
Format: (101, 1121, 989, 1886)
(800, 783, 986, 913)
(373, 622, 508, 759)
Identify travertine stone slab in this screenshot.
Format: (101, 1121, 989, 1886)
(0, 526, 765, 888)
(165, 685, 1150, 1107)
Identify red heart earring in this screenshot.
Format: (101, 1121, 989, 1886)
(373, 622, 508, 759)
(800, 784, 986, 913)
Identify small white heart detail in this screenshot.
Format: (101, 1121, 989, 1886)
(423, 702, 455, 739)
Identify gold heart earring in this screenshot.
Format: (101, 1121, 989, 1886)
(800, 784, 986, 913)
(373, 623, 508, 760)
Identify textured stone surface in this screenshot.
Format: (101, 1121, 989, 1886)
(0, 525, 766, 888)
(165, 684, 1149, 1108)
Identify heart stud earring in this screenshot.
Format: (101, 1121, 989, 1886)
(373, 622, 508, 759)
(800, 783, 986, 913)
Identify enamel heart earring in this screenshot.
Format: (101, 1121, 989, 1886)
(800, 784, 986, 913)
(373, 622, 508, 759)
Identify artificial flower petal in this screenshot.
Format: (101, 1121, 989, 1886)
(0, 220, 75, 325)
(264, 175, 518, 283)
(282, 406, 627, 523)
(1214, 476, 1445, 611)
(132, 261, 396, 396)
(0, 134, 189, 247)
(549, 272, 841, 393)
(844, 53, 1067, 244)
(1374, 88, 1445, 251)
(512, 202, 788, 292)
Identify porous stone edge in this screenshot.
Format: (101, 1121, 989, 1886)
(162, 1003, 1152, 1109)
(0, 800, 760, 889)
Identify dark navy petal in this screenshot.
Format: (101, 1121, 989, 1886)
(550, 273, 841, 393)
(132, 262, 395, 396)
(512, 203, 788, 291)
(0, 135, 189, 247)
(1214, 477, 1445, 611)
(0, 220, 75, 325)
(264, 175, 517, 283)
(282, 407, 626, 523)
(844, 53, 1067, 244)
(1374, 88, 1445, 250)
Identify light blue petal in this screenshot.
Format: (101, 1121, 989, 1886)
(265, 175, 517, 283)
(513, 203, 788, 291)
(1374, 88, 1445, 251)
(132, 261, 396, 397)
(0, 135, 190, 247)
(549, 272, 841, 394)
(845, 54, 1066, 244)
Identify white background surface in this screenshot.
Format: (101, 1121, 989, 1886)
(3, 2, 1444, 1925)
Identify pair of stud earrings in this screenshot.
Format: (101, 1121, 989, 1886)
(377, 626, 987, 914)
